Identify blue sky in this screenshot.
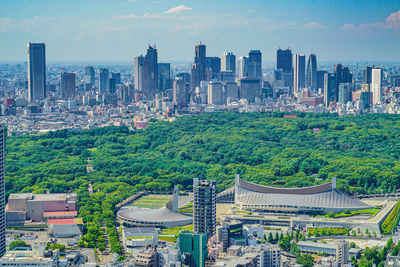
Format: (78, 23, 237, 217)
(0, 0, 400, 62)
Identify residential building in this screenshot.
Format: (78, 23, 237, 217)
(134, 245, 159, 267)
(336, 240, 349, 266)
(193, 178, 216, 237)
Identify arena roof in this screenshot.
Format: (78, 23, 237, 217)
(235, 176, 370, 211)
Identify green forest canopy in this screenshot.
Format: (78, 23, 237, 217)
(5, 111, 400, 249)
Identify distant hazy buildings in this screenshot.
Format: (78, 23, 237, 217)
(306, 54, 317, 92)
(193, 178, 216, 238)
(238, 56, 249, 79)
(221, 52, 236, 74)
(27, 42, 46, 102)
(293, 54, 306, 95)
(207, 81, 223, 105)
(60, 72, 76, 100)
(206, 57, 221, 79)
(248, 50, 262, 81)
(173, 78, 190, 105)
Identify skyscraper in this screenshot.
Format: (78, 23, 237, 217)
(109, 78, 116, 94)
(27, 43, 46, 102)
(99, 68, 109, 94)
(221, 52, 236, 74)
(173, 78, 190, 105)
(111, 72, 121, 84)
(85, 66, 95, 86)
(142, 45, 158, 100)
(0, 125, 6, 257)
(277, 48, 292, 73)
(206, 57, 221, 79)
(134, 56, 145, 91)
(306, 54, 317, 92)
(193, 178, 216, 238)
(191, 43, 207, 89)
(60, 72, 76, 100)
(324, 73, 337, 107)
(317, 70, 327, 91)
(293, 54, 306, 95)
(338, 83, 352, 104)
(371, 67, 382, 105)
(248, 50, 262, 81)
(238, 56, 249, 79)
(363, 66, 372, 84)
(158, 63, 171, 92)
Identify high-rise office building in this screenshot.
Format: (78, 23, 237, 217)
(207, 81, 224, 105)
(173, 78, 190, 105)
(324, 73, 337, 107)
(111, 72, 121, 84)
(158, 63, 171, 92)
(27, 43, 46, 102)
(248, 50, 262, 81)
(221, 52, 236, 74)
(191, 43, 207, 89)
(306, 54, 317, 92)
(371, 67, 382, 105)
(338, 83, 352, 104)
(363, 66, 372, 84)
(0, 125, 6, 257)
(317, 70, 327, 91)
(85, 66, 95, 86)
(293, 54, 306, 95)
(193, 178, 216, 238)
(277, 48, 292, 73)
(206, 57, 221, 79)
(336, 240, 349, 265)
(179, 231, 207, 267)
(334, 64, 352, 101)
(238, 56, 249, 79)
(99, 68, 109, 94)
(109, 78, 116, 94)
(239, 78, 261, 103)
(134, 56, 145, 91)
(60, 72, 76, 100)
(142, 45, 158, 100)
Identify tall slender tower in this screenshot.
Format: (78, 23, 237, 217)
(61, 72, 76, 100)
(142, 45, 158, 100)
(293, 54, 306, 95)
(306, 54, 317, 92)
(0, 125, 6, 257)
(134, 56, 145, 92)
(27, 43, 46, 102)
(99, 68, 109, 94)
(191, 42, 207, 90)
(193, 178, 216, 238)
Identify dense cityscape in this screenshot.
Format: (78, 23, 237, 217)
(2, 0, 400, 267)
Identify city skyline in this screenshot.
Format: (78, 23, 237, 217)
(0, 0, 400, 62)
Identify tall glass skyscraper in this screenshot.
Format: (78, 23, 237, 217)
(293, 54, 306, 95)
(27, 43, 46, 102)
(221, 52, 236, 74)
(306, 54, 317, 92)
(158, 63, 171, 92)
(142, 45, 158, 100)
(61, 72, 76, 100)
(277, 48, 292, 73)
(0, 125, 6, 257)
(99, 68, 109, 94)
(84, 66, 95, 86)
(248, 50, 262, 81)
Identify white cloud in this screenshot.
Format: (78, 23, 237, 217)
(301, 22, 325, 30)
(164, 5, 192, 15)
(0, 18, 14, 32)
(113, 14, 137, 20)
(386, 10, 400, 30)
(142, 13, 159, 19)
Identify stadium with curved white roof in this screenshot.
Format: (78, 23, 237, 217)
(228, 175, 371, 213)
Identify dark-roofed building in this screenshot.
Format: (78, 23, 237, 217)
(234, 175, 370, 214)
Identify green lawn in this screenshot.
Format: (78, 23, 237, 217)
(158, 235, 177, 242)
(161, 224, 193, 238)
(131, 195, 171, 209)
(318, 208, 381, 219)
(178, 201, 193, 214)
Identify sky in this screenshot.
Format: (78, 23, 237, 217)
(0, 0, 400, 62)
